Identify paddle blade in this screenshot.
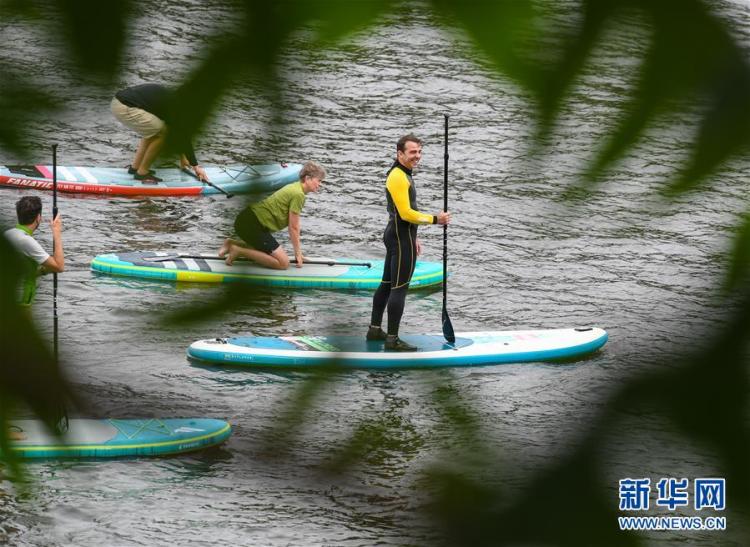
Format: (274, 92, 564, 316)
(442, 307, 455, 344)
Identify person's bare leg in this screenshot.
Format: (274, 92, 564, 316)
(219, 238, 243, 258)
(131, 138, 148, 171)
(268, 247, 290, 269)
(226, 244, 289, 270)
(137, 134, 166, 175)
(8, 426, 26, 441)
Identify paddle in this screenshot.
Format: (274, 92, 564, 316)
(142, 254, 373, 268)
(181, 167, 234, 198)
(52, 144, 59, 364)
(52, 144, 68, 430)
(442, 114, 455, 344)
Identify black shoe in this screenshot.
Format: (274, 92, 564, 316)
(127, 165, 155, 175)
(134, 172, 163, 184)
(384, 335, 417, 352)
(366, 326, 387, 341)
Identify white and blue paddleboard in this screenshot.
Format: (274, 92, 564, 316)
(187, 328, 608, 369)
(6, 418, 231, 459)
(0, 163, 301, 196)
(91, 251, 444, 290)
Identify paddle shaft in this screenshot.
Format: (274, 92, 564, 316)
(145, 255, 373, 268)
(442, 114, 455, 344)
(182, 167, 234, 198)
(443, 119, 448, 304)
(52, 144, 59, 364)
(52, 144, 68, 429)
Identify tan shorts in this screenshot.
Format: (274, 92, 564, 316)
(110, 97, 166, 139)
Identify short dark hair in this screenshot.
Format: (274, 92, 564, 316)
(397, 133, 422, 152)
(16, 196, 42, 225)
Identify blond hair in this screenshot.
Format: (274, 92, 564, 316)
(299, 161, 326, 181)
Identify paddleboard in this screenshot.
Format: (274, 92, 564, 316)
(91, 251, 444, 289)
(187, 327, 608, 369)
(0, 163, 301, 196)
(6, 418, 231, 459)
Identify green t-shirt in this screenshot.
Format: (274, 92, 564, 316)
(250, 181, 306, 232)
(4, 224, 48, 305)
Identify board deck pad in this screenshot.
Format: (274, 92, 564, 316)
(236, 335, 474, 353)
(187, 328, 608, 369)
(91, 251, 444, 289)
(6, 418, 231, 459)
(0, 163, 301, 196)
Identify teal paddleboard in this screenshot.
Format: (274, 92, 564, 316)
(187, 328, 608, 369)
(91, 251, 444, 289)
(6, 418, 231, 459)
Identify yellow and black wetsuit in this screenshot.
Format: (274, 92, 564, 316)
(370, 161, 437, 336)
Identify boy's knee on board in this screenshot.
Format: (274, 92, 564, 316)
(276, 255, 290, 270)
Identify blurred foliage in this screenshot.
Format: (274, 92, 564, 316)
(436, 0, 750, 194)
(0, 78, 58, 161)
(1, 0, 749, 545)
(0, 235, 73, 481)
(168, 0, 396, 164)
(55, 0, 132, 81)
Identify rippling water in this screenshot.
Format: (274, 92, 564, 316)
(1, 1, 749, 545)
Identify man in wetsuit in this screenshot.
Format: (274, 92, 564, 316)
(219, 161, 326, 270)
(367, 134, 451, 351)
(4, 196, 64, 308)
(111, 83, 209, 184)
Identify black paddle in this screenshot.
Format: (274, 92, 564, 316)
(52, 144, 68, 430)
(142, 254, 372, 268)
(442, 114, 455, 344)
(181, 167, 234, 198)
(52, 144, 59, 365)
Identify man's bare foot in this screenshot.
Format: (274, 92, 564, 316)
(218, 238, 231, 258)
(8, 426, 26, 441)
(225, 244, 239, 266)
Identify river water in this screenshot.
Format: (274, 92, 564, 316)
(1, 1, 749, 545)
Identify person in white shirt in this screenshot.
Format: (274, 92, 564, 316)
(4, 196, 64, 306)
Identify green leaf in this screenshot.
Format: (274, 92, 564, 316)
(431, 0, 539, 88)
(56, 0, 133, 81)
(0, 230, 75, 477)
(667, 68, 750, 194)
(427, 446, 638, 547)
(0, 74, 58, 156)
(576, 0, 750, 188)
(725, 213, 750, 292)
(294, 0, 396, 45)
(165, 0, 399, 162)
